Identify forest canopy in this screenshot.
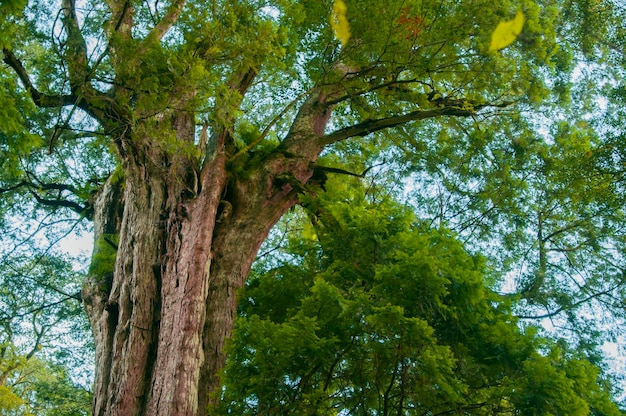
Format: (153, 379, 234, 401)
(1, 0, 626, 414)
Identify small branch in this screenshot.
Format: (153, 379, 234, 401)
(324, 78, 422, 107)
(516, 285, 619, 320)
(0, 181, 30, 194)
(0, 294, 82, 324)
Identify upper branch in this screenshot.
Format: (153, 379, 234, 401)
(0, 176, 93, 218)
(319, 107, 474, 146)
(319, 101, 511, 146)
(29, 189, 91, 217)
(61, 0, 90, 92)
(145, 0, 187, 44)
(2, 49, 76, 108)
(516, 284, 621, 320)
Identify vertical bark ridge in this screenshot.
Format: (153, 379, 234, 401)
(106, 171, 164, 415)
(147, 148, 227, 415)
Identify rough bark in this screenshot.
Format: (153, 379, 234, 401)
(82, 89, 327, 415)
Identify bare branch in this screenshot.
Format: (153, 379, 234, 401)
(29, 189, 91, 217)
(1, 172, 93, 217)
(320, 107, 473, 146)
(0, 294, 82, 325)
(1, 174, 92, 217)
(516, 284, 621, 320)
(324, 78, 422, 107)
(0, 181, 30, 194)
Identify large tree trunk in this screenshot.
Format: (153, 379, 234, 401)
(82, 97, 324, 415)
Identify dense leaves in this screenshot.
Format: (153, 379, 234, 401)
(217, 182, 621, 415)
(0, 342, 91, 415)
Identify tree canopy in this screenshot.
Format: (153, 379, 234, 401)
(219, 180, 622, 414)
(1, 0, 626, 413)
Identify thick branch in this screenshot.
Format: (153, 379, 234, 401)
(145, 0, 187, 43)
(29, 189, 91, 217)
(2, 49, 76, 108)
(319, 102, 511, 146)
(1, 177, 92, 217)
(105, 0, 133, 37)
(61, 0, 90, 92)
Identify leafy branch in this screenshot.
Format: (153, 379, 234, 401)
(320, 100, 512, 146)
(2, 49, 76, 108)
(0, 174, 93, 218)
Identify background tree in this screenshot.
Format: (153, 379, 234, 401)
(0, 239, 93, 414)
(1, 342, 91, 416)
(218, 179, 621, 415)
(1, 0, 625, 414)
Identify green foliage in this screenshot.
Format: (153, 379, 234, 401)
(218, 186, 621, 414)
(0, 342, 91, 416)
(0, 244, 93, 415)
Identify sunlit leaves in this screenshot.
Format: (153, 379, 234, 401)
(0, 343, 91, 415)
(489, 10, 525, 52)
(330, 0, 350, 46)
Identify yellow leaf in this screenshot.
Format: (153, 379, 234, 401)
(302, 223, 318, 241)
(489, 11, 525, 52)
(330, 0, 351, 46)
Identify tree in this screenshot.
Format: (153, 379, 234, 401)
(218, 182, 621, 415)
(0, 235, 92, 414)
(1, 342, 92, 416)
(0, 0, 624, 414)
